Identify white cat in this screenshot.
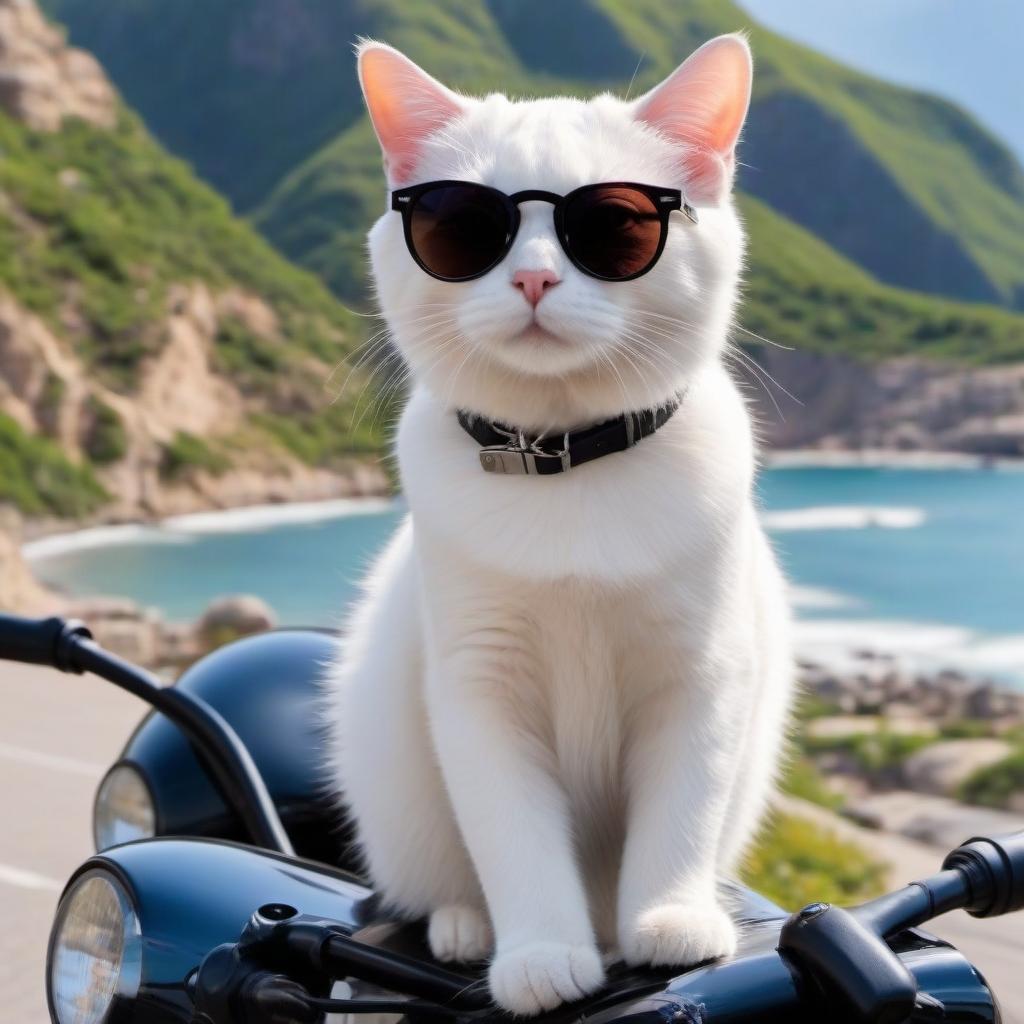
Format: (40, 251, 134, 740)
(325, 34, 794, 1017)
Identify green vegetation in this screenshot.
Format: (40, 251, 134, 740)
(742, 813, 887, 909)
(37, 372, 66, 435)
(740, 752, 889, 910)
(0, 412, 107, 517)
(959, 749, 1024, 810)
(939, 719, 996, 740)
(793, 693, 841, 723)
(0, 94, 389, 516)
(82, 397, 127, 464)
(739, 196, 1024, 364)
(0, 109, 363, 389)
(803, 728, 935, 786)
(45, 0, 1024, 313)
(159, 432, 231, 481)
(213, 318, 288, 390)
(255, 406, 387, 468)
(781, 755, 844, 811)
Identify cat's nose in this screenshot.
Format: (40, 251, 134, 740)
(512, 269, 560, 307)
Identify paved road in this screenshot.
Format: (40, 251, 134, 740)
(2, 662, 1022, 1022)
(1, 662, 141, 1024)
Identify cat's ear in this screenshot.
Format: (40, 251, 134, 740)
(357, 41, 467, 184)
(632, 34, 752, 204)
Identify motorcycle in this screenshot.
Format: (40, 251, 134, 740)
(2, 613, 1022, 1024)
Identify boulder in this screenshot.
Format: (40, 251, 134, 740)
(66, 596, 164, 667)
(844, 789, 1024, 849)
(902, 738, 1013, 797)
(196, 595, 277, 650)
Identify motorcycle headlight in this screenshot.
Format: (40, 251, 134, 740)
(48, 870, 142, 1024)
(93, 764, 155, 852)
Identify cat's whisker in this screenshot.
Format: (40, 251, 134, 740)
(440, 339, 482, 410)
(632, 298, 794, 352)
(721, 343, 802, 423)
(364, 331, 464, 430)
(328, 314, 460, 404)
(725, 342, 802, 407)
(347, 324, 462, 427)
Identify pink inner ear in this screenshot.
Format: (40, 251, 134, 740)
(634, 35, 752, 203)
(359, 44, 464, 184)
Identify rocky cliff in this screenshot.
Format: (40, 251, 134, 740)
(0, 0, 389, 610)
(751, 349, 1024, 457)
(0, 0, 115, 131)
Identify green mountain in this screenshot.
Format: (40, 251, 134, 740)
(0, 1, 387, 522)
(42, 0, 1024, 312)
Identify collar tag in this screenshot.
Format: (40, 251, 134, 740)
(479, 445, 570, 475)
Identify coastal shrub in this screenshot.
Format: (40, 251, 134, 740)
(958, 750, 1024, 809)
(803, 729, 935, 783)
(37, 372, 66, 435)
(0, 106, 370, 403)
(781, 756, 844, 810)
(0, 413, 108, 517)
(940, 719, 995, 740)
(82, 397, 128, 464)
(159, 432, 231, 480)
(793, 693, 841, 722)
(214, 317, 286, 387)
(742, 813, 887, 909)
(256, 401, 393, 468)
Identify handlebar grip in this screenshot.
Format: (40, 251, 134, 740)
(0, 614, 92, 672)
(779, 902, 917, 1023)
(943, 832, 1024, 917)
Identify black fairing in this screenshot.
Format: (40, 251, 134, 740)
(112, 629, 355, 867)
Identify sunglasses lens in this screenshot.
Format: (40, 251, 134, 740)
(564, 186, 663, 280)
(408, 184, 513, 280)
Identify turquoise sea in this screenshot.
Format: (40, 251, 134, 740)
(25, 466, 1024, 684)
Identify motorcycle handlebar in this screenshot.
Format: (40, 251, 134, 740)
(0, 613, 93, 671)
(0, 613, 294, 857)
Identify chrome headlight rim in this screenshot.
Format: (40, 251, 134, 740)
(47, 864, 143, 1024)
(93, 760, 158, 853)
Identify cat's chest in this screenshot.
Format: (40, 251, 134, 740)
(398, 389, 739, 585)
(538, 595, 624, 808)
(530, 585, 678, 776)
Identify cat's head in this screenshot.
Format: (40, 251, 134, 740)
(359, 36, 751, 430)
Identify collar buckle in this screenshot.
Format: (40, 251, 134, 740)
(479, 444, 570, 475)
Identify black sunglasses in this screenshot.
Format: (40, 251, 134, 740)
(391, 180, 697, 284)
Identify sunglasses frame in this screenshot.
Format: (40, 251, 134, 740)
(391, 180, 697, 284)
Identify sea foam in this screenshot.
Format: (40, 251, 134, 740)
(763, 505, 926, 531)
(794, 617, 1024, 686)
(22, 524, 191, 561)
(789, 585, 858, 610)
(24, 497, 399, 562)
(162, 497, 397, 534)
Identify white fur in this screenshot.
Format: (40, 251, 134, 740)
(325, 36, 794, 1017)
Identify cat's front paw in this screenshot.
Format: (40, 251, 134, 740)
(621, 903, 737, 967)
(428, 904, 493, 962)
(489, 941, 605, 1016)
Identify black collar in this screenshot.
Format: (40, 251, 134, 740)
(456, 394, 684, 475)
